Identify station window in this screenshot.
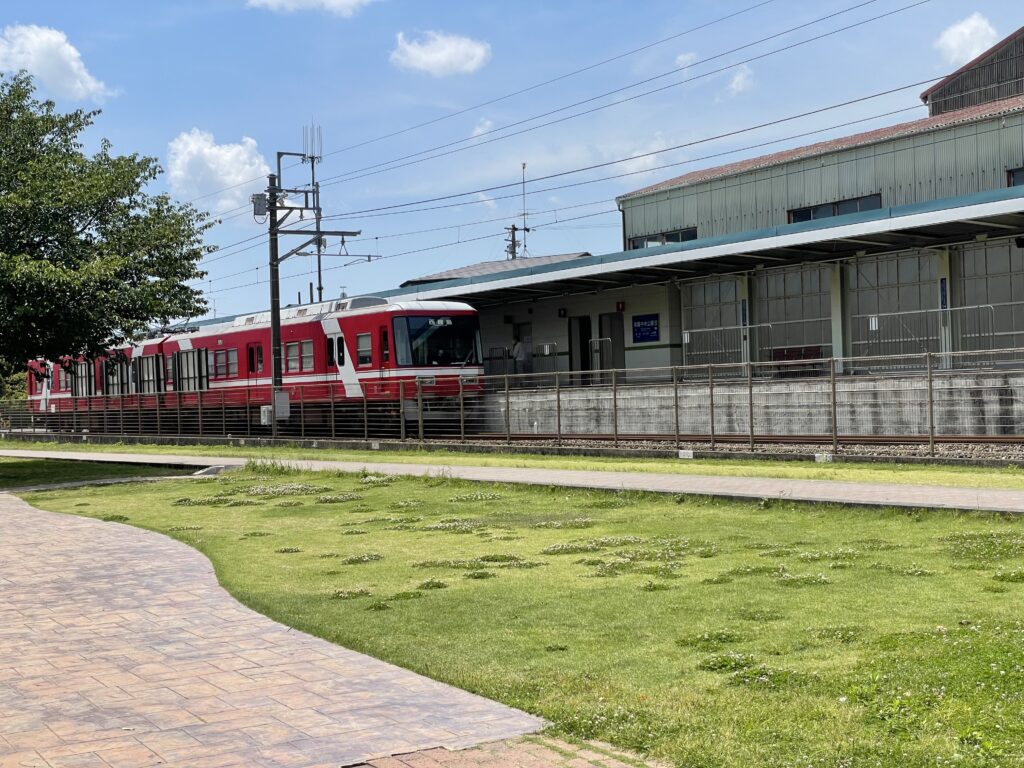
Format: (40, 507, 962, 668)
(629, 227, 697, 250)
(1010, 168, 1024, 187)
(211, 348, 238, 378)
(790, 194, 881, 223)
(356, 333, 372, 366)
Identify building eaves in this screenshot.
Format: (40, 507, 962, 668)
(617, 95, 1024, 203)
(400, 252, 591, 287)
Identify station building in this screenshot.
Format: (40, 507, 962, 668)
(384, 26, 1024, 377)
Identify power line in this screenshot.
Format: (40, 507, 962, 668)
(175, 1, 776, 212)
(317, 0, 890, 187)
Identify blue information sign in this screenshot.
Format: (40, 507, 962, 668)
(631, 313, 660, 343)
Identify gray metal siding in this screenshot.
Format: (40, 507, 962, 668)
(621, 115, 1024, 242)
(929, 35, 1024, 116)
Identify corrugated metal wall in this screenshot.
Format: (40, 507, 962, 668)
(621, 114, 1024, 242)
(929, 34, 1024, 116)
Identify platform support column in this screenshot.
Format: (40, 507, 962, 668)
(829, 262, 847, 373)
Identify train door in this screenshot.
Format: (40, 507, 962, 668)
(246, 343, 265, 380)
(379, 325, 390, 380)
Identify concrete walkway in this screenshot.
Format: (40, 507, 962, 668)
(2, 447, 1024, 513)
(0, 494, 542, 768)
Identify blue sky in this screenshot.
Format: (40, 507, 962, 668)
(3, 0, 1022, 319)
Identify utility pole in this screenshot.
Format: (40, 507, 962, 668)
(505, 223, 529, 260)
(256, 133, 361, 437)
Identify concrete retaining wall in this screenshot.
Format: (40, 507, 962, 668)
(482, 372, 1024, 437)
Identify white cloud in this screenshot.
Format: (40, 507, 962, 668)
(675, 51, 699, 69)
(934, 13, 998, 66)
(475, 192, 497, 210)
(246, 0, 377, 17)
(613, 133, 671, 179)
(166, 129, 270, 212)
(471, 117, 493, 138)
(0, 24, 112, 101)
(727, 64, 754, 96)
(390, 31, 491, 77)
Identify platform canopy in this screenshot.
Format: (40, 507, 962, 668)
(381, 187, 1024, 308)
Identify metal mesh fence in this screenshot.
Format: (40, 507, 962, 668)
(6, 347, 1024, 451)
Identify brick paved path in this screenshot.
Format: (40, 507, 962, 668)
(2, 447, 1023, 513)
(0, 494, 542, 768)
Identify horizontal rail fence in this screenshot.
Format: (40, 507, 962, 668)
(7, 347, 1024, 452)
(850, 304, 996, 368)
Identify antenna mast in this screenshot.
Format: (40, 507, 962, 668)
(521, 162, 528, 256)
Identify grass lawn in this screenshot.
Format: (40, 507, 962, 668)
(5, 437, 1024, 490)
(22, 462, 1024, 767)
(0, 455, 181, 489)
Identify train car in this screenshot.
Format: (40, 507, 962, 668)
(26, 298, 484, 436)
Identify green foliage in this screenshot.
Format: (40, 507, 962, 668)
(0, 73, 211, 368)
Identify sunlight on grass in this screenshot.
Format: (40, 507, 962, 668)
(21, 465, 1024, 767)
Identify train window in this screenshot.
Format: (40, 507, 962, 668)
(212, 349, 238, 378)
(336, 335, 346, 366)
(285, 342, 300, 372)
(174, 349, 209, 392)
(56, 366, 69, 391)
(73, 361, 95, 397)
(381, 329, 390, 363)
(301, 340, 314, 370)
(326, 337, 336, 367)
(247, 344, 264, 374)
(133, 355, 163, 394)
(356, 333, 372, 366)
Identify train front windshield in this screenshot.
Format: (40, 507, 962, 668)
(393, 315, 482, 367)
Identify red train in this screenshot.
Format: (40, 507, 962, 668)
(26, 298, 484, 433)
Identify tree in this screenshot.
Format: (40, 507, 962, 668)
(0, 72, 211, 374)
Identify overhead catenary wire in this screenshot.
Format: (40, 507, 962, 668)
(178, 1, 778, 211)
(316, 0, 892, 187)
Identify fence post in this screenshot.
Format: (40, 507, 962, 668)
(137, 393, 142, 435)
(555, 371, 562, 445)
(747, 362, 754, 451)
(155, 392, 162, 436)
(328, 385, 336, 440)
(103, 396, 108, 435)
(399, 380, 406, 441)
(244, 388, 250, 437)
(611, 369, 619, 446)
(458, 377, 466, 443)
(176, 392, 182, 435)
(198, 392, 204, 437)
(299, 386, 305, 440)
(362, 385, 368, 440)
(708, 364, 716, 450)
(830, 357, 838, 453)
(504, 374, 511, 444)
(416, 379, 424, 443)
(221, 390, 227, 436)
(926, 352, 936, 457)
(673, 367, 681, 450)
(72, 395, 77, 433)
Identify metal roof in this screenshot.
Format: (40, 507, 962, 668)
(920, 24, 1024, 101)
(380, 186, 1024, 308)
(617, 95, 1024, 202)
(401, 252, 591, 286)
